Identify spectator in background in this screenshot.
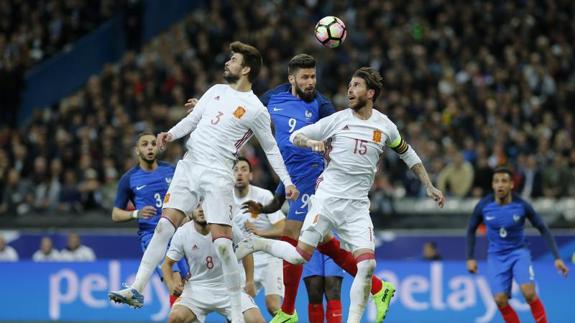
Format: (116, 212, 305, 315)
(59, 169, 82, 213)
(60, 232, 96, 261)
(517, 154, 543, 200)
(437, 150, 474, 198)
(0, 235, 18, 261)
(0, 168, 34, 216)
(32, 236, 61, 261)
(471, 155, 492, 198)
(78, 168, 102, 210)
(542, 154, 570, 198)
(422, 241, 441, 261)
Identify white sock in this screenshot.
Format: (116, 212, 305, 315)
(348, 259, 376, 323)
(213, 238, 244, 323)
(131, 218, 175, 292)
(255, 237, 306, 264)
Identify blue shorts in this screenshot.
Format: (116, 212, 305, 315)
(140, 232, 190, 280)
(302, 250, 344, 279)
(487, 248, 535, 296)
(287, 180, 316, 222)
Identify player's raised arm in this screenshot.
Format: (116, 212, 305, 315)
(465, 200, 486, 274)
(289, 113, 335, 152)
(251, 109, 298, 200)
(386, 122, 445, 208)
(524, 201, 569, 277)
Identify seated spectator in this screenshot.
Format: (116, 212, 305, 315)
(59, 233, 96, 261)
(437, 151, 474, 198)
(0, 235, 18, 261)
(422, 241, 442, 261)
(59, 169, 82, 213)
(33, 236, 61, 261)
(0, 168, 34, 216)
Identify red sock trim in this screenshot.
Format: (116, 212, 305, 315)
(169, 295, 178, 307)
(355, 252, 375, 263)
(326, 299, 343, 323)
(308, 303, 325, 323)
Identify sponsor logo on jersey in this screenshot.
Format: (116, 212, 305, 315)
(485, 215, 495, 221)
(373, 130, 382, 143)
(136, 185, 146, 190)
(233, 106, 246, 119)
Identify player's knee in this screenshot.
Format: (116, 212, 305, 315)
(155, 217, 176, 235)
(265, 296, 281, 316)
(168, 309, 187, 323)
(523, 289, 537, 303)
(304, 276, 325, 303)
(356, 258, 376, 278)
(212, 238, 233, 259)
(494, 294, 509, 308)
(324, 277, 342, 300)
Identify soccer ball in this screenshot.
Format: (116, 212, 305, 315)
(314, 16, 347, 48)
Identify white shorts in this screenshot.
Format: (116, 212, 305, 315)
(163, 161, 235, 225)
(300, 194, 375, 252)
(254, 254, 284, 297)
(174, 285, 257, 323)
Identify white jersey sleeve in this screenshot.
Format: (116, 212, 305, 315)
(289, 112, 339, 142)
(166, 228, 185, 262)
(384, 119, 402, 148)
(250, 109, 293, 187)
(167, 85, 215, 140)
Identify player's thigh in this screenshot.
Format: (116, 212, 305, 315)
(223, 292, 260, 322)
(262, 258, 284, 297)
(286, 181, 315, 222)
(202, 173, 235, 226)
(300, 195, 334, 247)
(336, 199, 375, 252)
(487, 254, 513, 297)
(512, 248, 536, 286)
(169, 302, 200, 323)
(163, 161, 200, 215)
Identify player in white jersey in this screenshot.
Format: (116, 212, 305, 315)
(109, 42, 298, 323)
(232, 157, 285, 316)
(162, 206, 265, 323)
(236, 67, 446, 323)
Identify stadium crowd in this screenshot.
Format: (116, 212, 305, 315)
(0, 0, 574, 217)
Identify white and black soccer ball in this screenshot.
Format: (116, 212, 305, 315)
(314, 16, 347, 48)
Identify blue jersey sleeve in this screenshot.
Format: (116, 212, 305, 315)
(316, 92, 336, 118)
(260, 83, 291, 107)
(523, 200, 560, 259)
(114, 172, 133, 209)
(466, 197, 488, 259)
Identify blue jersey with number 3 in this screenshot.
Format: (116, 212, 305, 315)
(114, 162, 175, 237)
(260, 83, 335, 182)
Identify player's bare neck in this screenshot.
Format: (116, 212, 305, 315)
(352, 106, 373, 120)
(229, 78, 252, 92)
(194, 222, 210, 235)
(139, 160, 158, 171)
(235, 186, 249, 198)
(496, 194, 512, 205)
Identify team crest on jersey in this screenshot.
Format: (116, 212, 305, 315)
(305, 110, 312, 119)
(163, 193, 170, 204)
(233, 106, 246, 119)
(513, 214, 520, 222)
(372, 130, 382, 143)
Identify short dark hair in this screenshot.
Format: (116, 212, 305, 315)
(234, 156, 252, 172)
(353, 67, 383, 102)
(230, 41, 262, 83)
(493, 167, 513, 178)
(136, 132, 155, 143)
(288, 54, 316, 75)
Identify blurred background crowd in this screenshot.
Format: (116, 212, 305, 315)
(0, 0, 574, 219)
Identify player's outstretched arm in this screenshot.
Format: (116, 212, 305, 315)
(525, 202, 569, 277)
(245, 218, 285, 239)
(112, 206, 156, 222)
(161, 256, 183, 296)
(411, 163, 445, 208)
(241, 194, 286, 215)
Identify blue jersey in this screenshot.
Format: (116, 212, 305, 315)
(466, 193, 560, 259)
(114, 162, 174, 236)
(260, 83, 335, 182)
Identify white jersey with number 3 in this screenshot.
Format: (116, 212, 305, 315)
(292, 108, 402, 200)
(167, 84, 291, 186)
(167, 222, 225, 288)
